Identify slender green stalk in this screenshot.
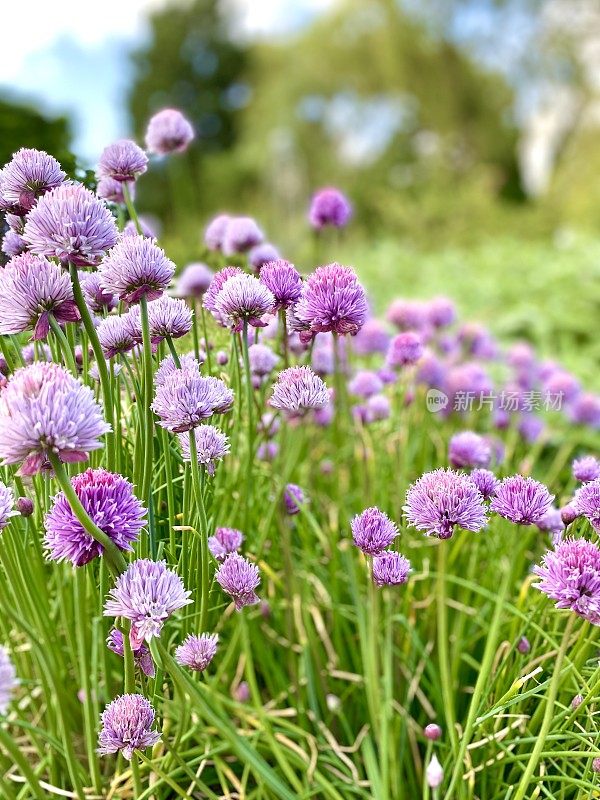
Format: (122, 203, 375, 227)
(436, 543, 458, 754)
(199, 301, 212, 374)
(187, 430, 210, 631)
(0, 724, 47, 800)
(122, 182, 143, 235)
(48, 315, 78, 375)
(139, 295, 155, 504)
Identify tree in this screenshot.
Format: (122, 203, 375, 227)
(0, 97, 74, 173)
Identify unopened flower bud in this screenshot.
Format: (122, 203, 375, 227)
(426, 754, 444, 789)
(593, 757, 600, 773)
(16, 497, 34, 517)
(326, 693, 341, 713)
(216, 350, 228, 366)
(561, 503, 579, 525)
(517, 636, 530, 654)
(424, 723, 442, 741)
(571, 694, 584, 709)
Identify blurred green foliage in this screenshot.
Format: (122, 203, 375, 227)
(0, 97, 75, 174)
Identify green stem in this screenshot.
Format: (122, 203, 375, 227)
(139, 295, 155, 505)
(0, 724, 47, 800)
(131, 752, 144, 797)
(436, 543, 457, 755)
(123, 182, 143, 235)
(278, 308, 289, 368)
(188, 430, 210, 632)
(240, 323, 255, 528)
(165, 336, 182, 368)
(47, 315, 78, 375)
(199, 302, 212, 374)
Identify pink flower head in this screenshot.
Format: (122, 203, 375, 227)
(259, 260, 302, 310)
(98, 694, 161, 760)
(1, 148, 65, 213)
(99, 235, 175, 304)
(213, 273, 274, 332)
(534, 538, 600, 625)
(294, 263, 368, 339)
(175, 633, 218, 672)
(351, 507, 398, 555)
(97, 139, 148, 182)
(372, 551, 411, 587)
(491, 475, 554, 526)
(215, 553, 260, 610)
(208, 527, 244, 561)
(145, 108, 194, 155)
(270, 366, 329, 416)
(309, 187, 352, 229)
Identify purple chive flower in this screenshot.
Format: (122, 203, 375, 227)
(491, 475, 554, 525)
(1, 148, 65, 213)
(96, 139, 148, 182)
(222, 216, 264, 256)
(294, 263, 368, 339)
(204, 214, 231, 251)
(104, 559, 192, 648)
(470, 468, 499, 501)
(98, 694, 161, 760)
(178, 425, 230, 476)
(517, 636, 530, 654)
(417, 351, 447, 389)
(568, 393, 600, 428)
(561, 503, 579, 526)
(270, 366, 329, 416)
(404, 469, 487, 540)
(0, 483, 16, 531)
(534, 538, 600, 625)
(257, 441, 279, 461)
(536, 507, 565, 541)
(122, 217, 158, 239)
(458, 323, 498, 360)
(426, 296, 456, 328)
(573, 456, 600, 484)
(518, 414, 545, 444)
(248, 343, 278, 376)
(351, 507, 398, 555)
(106, 629, 155, 678)
(203, 266, 244, 325)
(16, 497, 34, 517)
(0, 363, 110, 476)
(175, 633, 218, 672)
(213, 273, 274, 332)
(366, 393, 391, 422)
(593, 758, 600, 774)
(386, 299, 427, 331)
(96, 177, 134, 204)
(351, 318, 390, 356)
(21, 343, 52, 364)
(348, 370, 384, 399)
(284, 483, 306, 515)
(154, 352, 201, 388)
(23, 184, 118, 267)
(309, 187, 352, 229)
(424, 723, 442, 741)
(80, 272, 117, 313)
(259, 260, 302, 310)
(386, 331, 424, 368)
(145, 108, 194, 155)
(448, 432, 492, 469)
(571, 694, 584, 709)
(249, 242, 280, 271)
(372, 551, 411, 587)
(2, 229, 26, 257)
(215, 553, 260, 610)
(99, 235, 175, 304)
(208, 527, 244, 561)
(176, 262, 214, 298)
(0, 647, 17, 713)
(147, 296, 193, 341)
(152, 370, 233, 433)
(97, 315, 137, 359)
(574, 479, 600, 533)
(44, 469, 147, 567)
(233, 681, 250, 703)
(0, 253, 79, 339)
(544, 370, 580, 403)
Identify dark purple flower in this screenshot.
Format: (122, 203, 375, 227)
(491, 475, 554, 525)
(351, 318, 390, 356)
(533, 538, 600, 625)
(204, 214, 231, 251)
(259, 260, 302, 310)
(0, 647, 17, 713)
(99, 235, 175, 304)
(147, 296, 193, 340)
(16, 496, 34, 517)
(104, 559, 192, 648)
(222, 216, 264, 256)
(0, 253, 79, 339)
(175, 633, 218, 672)
(145, 109, 194, 155)
(97, 140, 148, 182)
(386, 331, 424, 368)
(98, 694, 161, 760)
(215, 553, 260, 610)
(270, 366, 329, 416)
(80, 272, 117, 313)
(1, 148, 65, 213)
(44, 468, 147, 567)
(404, 469, 487, 540)
(348, 370, 383, 399)
(386, 299, 427, 331)
(448, 431, 491, 469)
(573, 456, 600, 484)
(176, 262, 214, 298)
(294, 263, 368, 338)
(178, 425, 230, 475)
(249, 242, 280, 271)
(208, 527, 244, 561)
(309, 187, 352, 229)
(213, 273, 274, 332)
(470, 468, 499, 501)
(1, 229, 26, 257)
(284, 483, 306, 515)
(372, 551, 411, 587)
(152, 370, 234, 432)
(23, 184, 118, 267)
(106, 629, 155, 677)
(574, 479, 600, 533)
(351, 507, 398, 555)
(96, 177, 135, 204)
(0, 363, 110, 475)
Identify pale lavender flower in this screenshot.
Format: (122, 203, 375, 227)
(176, 262, 214, 298)
(216, 349, 228, 366)
(21, 343, 52, 364)
(145, 108, 194, 155)
(458, 323, 498, 359)
(222, 216, 264, 256)
(23, 184, 118, 267)
(257, 441, 279, 461)
(506, 341, 536, 370)
(248, 343, 278, 376)
(147, 296, 192, 341)
(574, 479, 600, 533)
(204, 214, 231, 251)
(0, 363, 110, 475)
(44, 469, 146, 567)
(365, 393, 391, 422)
(213, 273, 274, 332)
(294, 263, 368, 338)
(426, 296, 456, 328)
(215, 553, 260, 610)
(573, 456, 600, 484)
(518, 414, 545, 444)
(0, 253, 79, 339)
(80, 272, 117, 313)
(284, 483, 306, 515)
(404, 469, 487, 539)
(122, 217, 158, 239)
(426, 755, 444, 789)
(178, 425, 230, 476)
(309, 187, 352, 229)
(208, 527, 244, 561)
(571, 694, 584, 710)
(175, 633, 218, 672)
(96, 177, 134, 204)
(203, 266, 244, 324)
(99, 235, 175, 304)
(97, 139, 148, 182)
(569, 393, 600, 428)
(106, 629, 155, 678)
(270, 366, 329, 416)
(372, 551, 411, 587)
(536, 507, 565, 541)
(154, 352, 201, 388)
(98, 694, 161, 759)
(386, 299, 427, 331)
(104, 559, 192, 648)
(249, 242, 280, 270)
(386, 331, 424, 368)
(448, 432, 491, 469)
(470, 468, 499, 501)
(152, 370, 234, 432)
(348, 370, 383, 398)
(2, 229, 26, 257)
(544, 370, 580, 403)
(233, 681, 250, 702)
(533, 538, 600, 625)
(259, 260, 302, 310)
(0, 483, 16, 531)
(351, 507, 398, 555)
(0, 647, 18, 713)
(416, 351, 447, 388)
(491, 475, 554, 525)
(351, 318, 390, 355)
(1, 148, 65, 213)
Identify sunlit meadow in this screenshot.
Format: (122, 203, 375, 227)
(0, 113, 599, 800)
